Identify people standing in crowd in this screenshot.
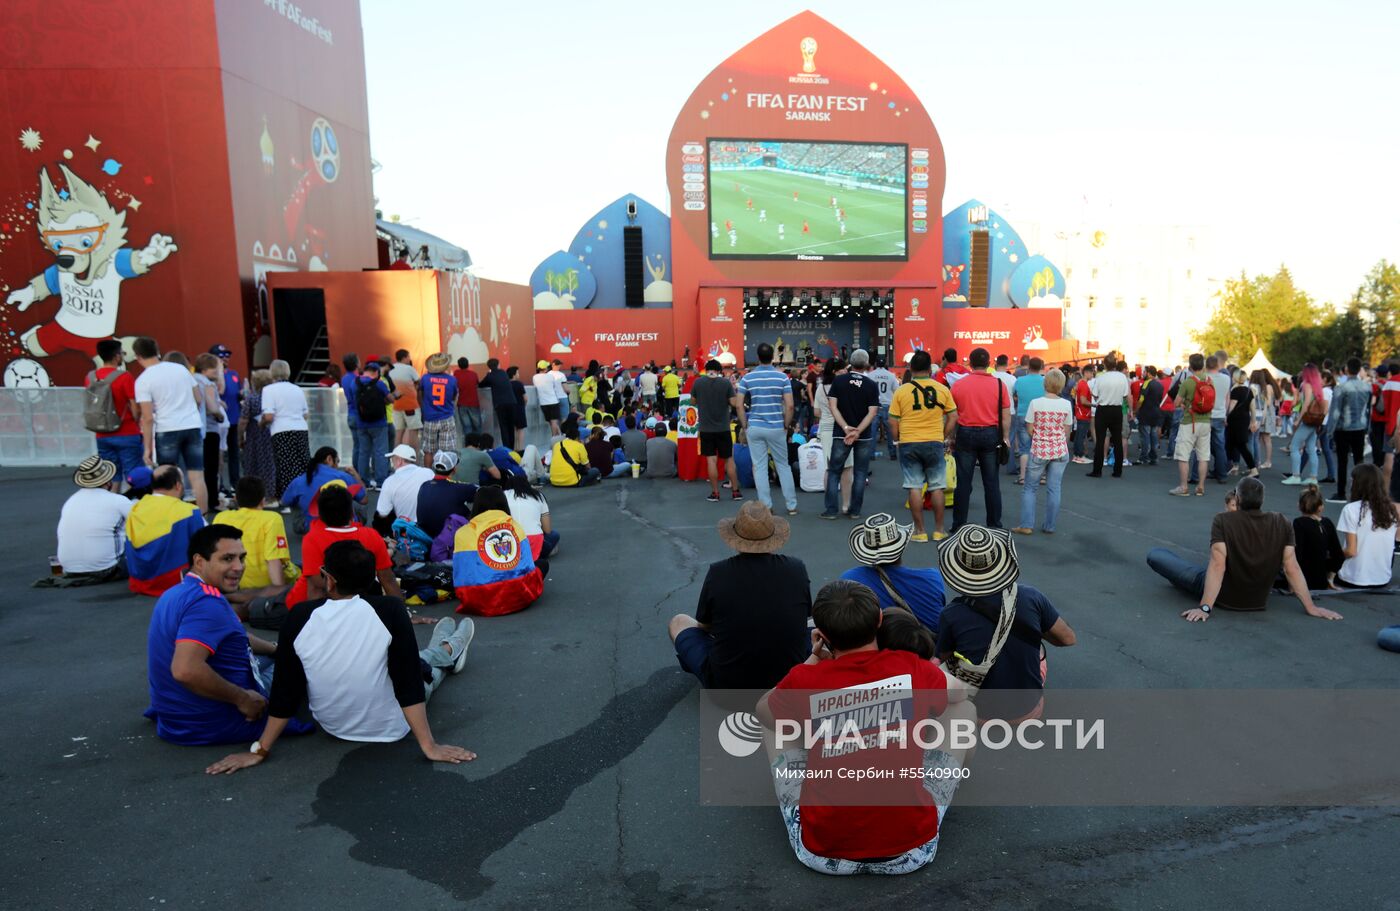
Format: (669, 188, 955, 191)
(1011, 357, 1046, 484)
(87, 339, 144, 482)
(660, 365, 682, 416)
(840, 513, 945, 629)
(1278, 377, 1296, 437)
(1291, 485, 1343, 591)
(993, 354, 1018, 406)
(644, 419, 678, 478)
(507, 366, 530, 445)
(1317, 369, 1339, 484)
(1088, 358, 1129, 478)
(866, 358, 899, 461)
(210, 344, 242, 494)
(937, 524, 1076, 721)
(53, 456, 131, 585)
(815, 357, 854, 514)
(1335, 464, 1398, 589)
(1146, 477, 1343, 621)
(193, 353, 227, 503)
(1136, 366, 1163, 466)
(241, 369, 276, 504)
(821, 349, 881, 520)
(132, 336, 209, 515)
(1160, 367, 1179, 460)
(1224, 368, 1257, 477)
(1369, 363, 1391, 468)
(483, 358, 519, 451)
(638, 363, 659, 406)
(693, 359, 742, 502)
(549, 417, 601, 487)
(375, 444, 435, 526)
(887, 349, 956, 542)
(1070, 362, 1095, 464)
(1013, 367, 1073, 535)
(417, 353, 459, 463)
(533, 359, 566, 438)
(1329, 358, 1372, 504)
(1170, 354, 1214, 497)
(948, 347, 1011, 530)
(126, 465, 207, 596)
(339, 352, 361, 474)
(347, 360, 392, 489)
(204, 540, 476, 775)
(934, 347, 968, 387)
(1283, 363, 1325, 487)
(453, 357, 482, 439)
(259, 359, 310, 500)
(668, 501, 811, 689)
(388, 349, 422, 452)
(1249, 368, 1278, 469)
(1203, 349, 1233, 484)
(737, 343, 798, 516)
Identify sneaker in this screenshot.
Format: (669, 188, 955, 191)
(431, 616, 457, 655)
(450, 617, 476, 674)
(788, 509, 799, 516)
(1326, 496, 1347, 504)
(910, 532, 929, 543)
(1304, 477, 1319, 486)
(1011, 527, 1033, 535)
(932, 531, 949, 541)
(845, 513, 861, 520)
(1280, 476, 1304, 485)
(706, 492, 720, 502)
(819, 511, 840, 520)
(1085, 471, 1103, 478)
(722, 480, 732, 489)
(732, 491, 743, 500)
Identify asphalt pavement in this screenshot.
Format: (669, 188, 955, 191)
(3, 453, 1398, 910)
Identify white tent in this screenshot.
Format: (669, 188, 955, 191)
(1242, 348, 1287, 379)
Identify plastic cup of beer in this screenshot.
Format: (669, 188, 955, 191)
(630, 462, 640, 479)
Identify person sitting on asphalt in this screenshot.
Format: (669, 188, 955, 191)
(452, 486, 545, 616)
(1290, 485, 1343, 591)
(126, 465, 207, 596)
(584, 426, 620, 477)
(668, 501, 811, 689)
(374, 443, 435, 532)
(279, 446, 365, 533)
(145, 524, 310, 746)
(458, 433, 502, 486)
(125, 465, 155, 500)
(549, 417, 602, 487)
(211, 476, 298, 624)
(500, 471, 559, 561)
(289, 484, 403, 607)
(204, 540, 477, 775)
(480, 433, 529, 483)
(937, 525, 1076, 721)
(1146, 476, 1343, 621)
(876, 606, 938, 660)
(1334, 463, 1399, 589)
(840, 513, 946, 631)
(48, 456, 131, 586)
(414, 450, 476, 539)
(756, 579, 974, 875)
(644, 419, 678, 478)
(620, 418, 649, 466)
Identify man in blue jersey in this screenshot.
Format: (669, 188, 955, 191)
(737, 343, 798, 516)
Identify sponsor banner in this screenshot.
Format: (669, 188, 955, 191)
(534, 308, 674, 366)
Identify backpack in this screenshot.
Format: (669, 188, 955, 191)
(1300, 390, 1327, 427)
(356, 376, 387, 423)
(1189, 376, 1215, 415)
(83, 369, 124, 433)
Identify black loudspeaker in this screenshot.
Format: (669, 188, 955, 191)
(623, 226, 645, 308)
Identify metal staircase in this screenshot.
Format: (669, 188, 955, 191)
(294, 324, 329, 386)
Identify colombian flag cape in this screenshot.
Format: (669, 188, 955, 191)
(125, 495, 206, 596)
(452, 509, 543, 617)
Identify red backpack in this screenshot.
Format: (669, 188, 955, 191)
(1190, 376, 1216, 415)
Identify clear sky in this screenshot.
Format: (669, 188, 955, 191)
(362, 0, 1399, 305)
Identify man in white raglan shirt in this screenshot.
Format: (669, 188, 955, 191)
(865, 358, 899, 461)
(375, 444, 434, 526)
(132, 335, 209, 515)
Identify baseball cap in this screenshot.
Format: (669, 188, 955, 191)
(431, 450, 459, 473)
(537, 359, 550, 370)
(126, 466, 154, 489)
(209, 344, 232, 358)
(386, 443, 418, 461)
(612, 360, 622, 369)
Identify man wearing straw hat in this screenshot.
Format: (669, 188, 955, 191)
(839, 513, 946, 631)
(44, 456, 132, 586)
(667, 501, 812, 689)
(418, 353, 459, 464)
(936, 525, 1076, 720)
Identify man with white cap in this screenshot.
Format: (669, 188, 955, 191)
(375, 443, 435, 527)
(48, 455, 132, 585)
(936, 525, 1076, 720)
(532, 359, 566, 436)
(839, 513, 945, 630)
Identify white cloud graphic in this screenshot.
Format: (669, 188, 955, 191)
(447, 327, 490, 366)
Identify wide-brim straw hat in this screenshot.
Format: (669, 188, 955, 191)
(425, 352, 452, 373)
(717, 500, 790, 554)
(937, 524, 1020, 596)
(74, 455, 117, 489)
(848, 512, 911, 566)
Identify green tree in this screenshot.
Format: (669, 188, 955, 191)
(1271, 304, 1366, 373)
(1193, 266, 1322, 360)
(1352, 259, 1400, 363)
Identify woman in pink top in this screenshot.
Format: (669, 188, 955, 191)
(1014, 368, 1073, 535)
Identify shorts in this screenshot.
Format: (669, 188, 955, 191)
(541, 402, 562, 423)
(1174, 419, 1212, 463)
(96, 434, 144, 478)
(421, 417, 457, 457)
(673, 626, 714, 686)
(393, 409, 423, 431)
(155, 426, 204, 472)
(31, 321, 102, 357)
(699, 431, 733, 459)
(899, 441, 947, 490)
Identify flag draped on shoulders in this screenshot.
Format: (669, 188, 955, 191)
(452, 509, 543, 616)
(125, 495, 206, 596)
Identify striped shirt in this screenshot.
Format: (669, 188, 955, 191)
(737, 365, 791, 429)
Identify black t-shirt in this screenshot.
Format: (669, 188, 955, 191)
(1138, 378, 1163, 424)
(415, 477, 475, 539)
(584, 438, 615, 473)
(829, 373, 881, 441)
(1227, 386, 1253, 431)
(936, 583, 1059, 720)
(1292, 515, 1343, 591)
(483, 369, 516, 408)
(695, 553, 812, 688)
(692, 374, 734, 433)
(511, 380, 528, 417)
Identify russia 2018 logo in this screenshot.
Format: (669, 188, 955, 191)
(478, 522, 522, 571)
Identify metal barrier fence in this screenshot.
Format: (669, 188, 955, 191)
(0, 386, 554, 468)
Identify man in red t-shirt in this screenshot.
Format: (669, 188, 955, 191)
(1071, 364, 1095, 462)
(285, 486, 402, 608)
(948, 348, 1011, 530)
(88, 338, 143, 484)
(453, 357, 481, 440)
(758, 580, 974, 874)
(933, 348, 968, 388)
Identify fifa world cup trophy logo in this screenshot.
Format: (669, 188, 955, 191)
(910, 298, 921, 318)
(800, 37, 818, 73)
